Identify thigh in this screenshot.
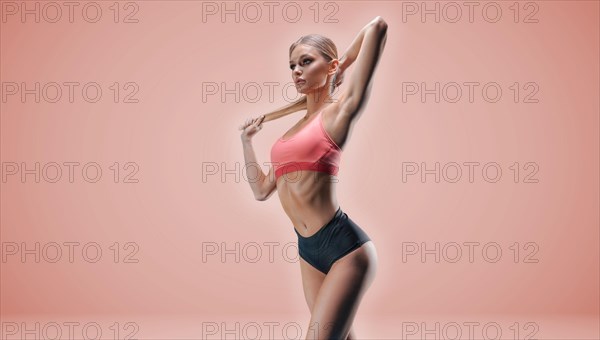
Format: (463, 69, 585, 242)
(299, 256, 326, 313)
(306, 241, 377, 339)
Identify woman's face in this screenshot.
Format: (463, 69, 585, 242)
(289, 45, 330, 94)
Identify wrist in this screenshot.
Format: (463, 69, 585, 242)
(339, 54, 354, 71)
(339, 55, 348, 70)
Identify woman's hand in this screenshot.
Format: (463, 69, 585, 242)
(239, 114, 266, 140)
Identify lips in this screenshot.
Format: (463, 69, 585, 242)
(295, 79, 306, 84)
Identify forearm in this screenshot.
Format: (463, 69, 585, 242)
(339, 16, 386, 71)
(240, 137, 267, 200)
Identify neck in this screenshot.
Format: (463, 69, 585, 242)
(304, 87, 333, 117)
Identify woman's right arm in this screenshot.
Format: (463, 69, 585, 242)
(239, 115, 276, 201)
(241, 137, 277, 201)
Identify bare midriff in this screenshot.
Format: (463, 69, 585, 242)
(276, 170, 339, 238)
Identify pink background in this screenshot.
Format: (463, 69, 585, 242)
(1, 1, 598, 338)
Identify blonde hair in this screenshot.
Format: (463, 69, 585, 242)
(262, 34, 338, 122)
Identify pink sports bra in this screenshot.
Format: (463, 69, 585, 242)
(271, 109, 342, 181)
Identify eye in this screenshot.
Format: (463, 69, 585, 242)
(289, 58, 312, 70)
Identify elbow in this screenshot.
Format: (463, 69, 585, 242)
(253, 176, 276, 201)
(373, 16, 388, 30)
(255, 186, 275, 201)
(255, 189, 269, 201)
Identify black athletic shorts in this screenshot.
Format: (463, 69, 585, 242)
(295, 206, 371, 274)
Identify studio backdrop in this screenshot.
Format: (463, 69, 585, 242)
(1, 1, 598, 339)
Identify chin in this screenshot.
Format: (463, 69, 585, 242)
(297, 84, 314, 94)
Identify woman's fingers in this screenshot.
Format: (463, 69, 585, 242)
(238, 115, 265, 130)
(253, 115, 264, 126)
(336, 71, 345, 86)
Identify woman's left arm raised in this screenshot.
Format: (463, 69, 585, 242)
(336, 16, 388, 122)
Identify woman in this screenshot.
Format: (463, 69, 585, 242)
(239, 16, 388, 340)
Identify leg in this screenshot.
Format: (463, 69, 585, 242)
(299, 256, 326, 313)
(346, 328, 357, 340)
(305, 241, 378, 339)
(299, 257, 358, 340)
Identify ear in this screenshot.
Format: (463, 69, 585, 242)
(327, 59, 340, 76)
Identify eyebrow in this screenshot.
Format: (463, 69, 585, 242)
(289, 54, 312, 64)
